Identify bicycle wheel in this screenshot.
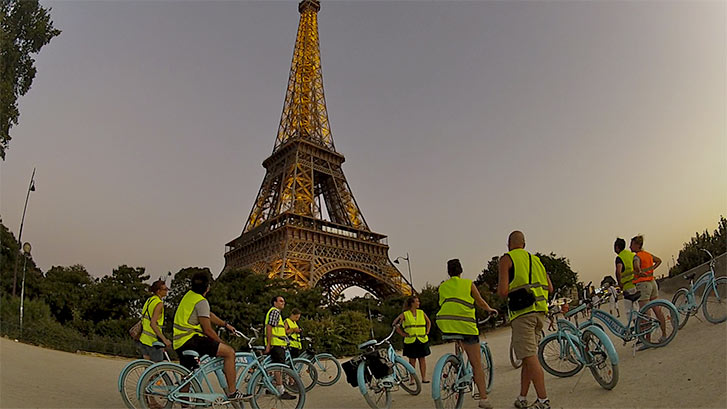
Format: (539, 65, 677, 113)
(702, 277, 727, 324)
(509, 341, 522, 369)
(480, 343, 494, 394)
(671, 288, 691, 329)
(537, 334, 583, 377)
(311, 354, 341, 386)
(291, 358, 318, 392)
(636, 299, 678, 348)
(248, 364, 305, 409)
(581, 329, 618, 390)
(137, 363, 203, 409)
(393, 356, 421, 395)
(119, 359, 152, 409)
(433, 355, 465, 409)
(357, 360, 392, 409)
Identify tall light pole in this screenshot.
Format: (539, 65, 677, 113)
(394, 253, 413, 292)
(19, 242, 31, 336)
(13, 168, 36, 297)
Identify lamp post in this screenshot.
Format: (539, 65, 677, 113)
(363, 293, 376, 338)
(12, 168, 36, 297)
(394, 252, 413, 291)
(19, 242, 31, 336)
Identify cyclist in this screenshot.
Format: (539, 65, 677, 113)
(284, 308, 303, 359)
(173, 272, 247, 401)
(138, 279, 171, 362)
(264, 295, 296, 400)
(394, 295, 432, 383)
(436, 258, 498, 409)
(630, 235, 666, 349)
(497, 230, 553, 409)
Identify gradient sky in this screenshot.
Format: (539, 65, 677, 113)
(1, 0, 725, 294)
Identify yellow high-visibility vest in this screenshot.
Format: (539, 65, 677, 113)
(140, 295, 163, 346)
(507, 249, 549, 321)
(173, 291, 205, 350)
(285, 318, 302, 349)
(402, 309, 428, 344)
(265, 307, 287, 347)
(618, 249, 636, 290)
(436, 276, 477, 335)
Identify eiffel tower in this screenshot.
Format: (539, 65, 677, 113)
(223, 0, 412, 300)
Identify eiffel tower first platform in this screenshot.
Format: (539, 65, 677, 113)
(223, 0, 412, 300)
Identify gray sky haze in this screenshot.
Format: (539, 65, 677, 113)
(1, 0, 725, 292)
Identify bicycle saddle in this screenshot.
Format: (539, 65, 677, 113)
(624, 290, 641, 302)
(685, 273, 696, 281)
(182, 350, 200, 358)
(152, 341, 165, 348)
(441, 335, 464, 341)
(358, 340, 377, 349)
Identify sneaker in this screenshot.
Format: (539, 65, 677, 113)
(529, 399, 551, 409)
(226, 390, 252, 401)
(514, 398, 529, 408)
(478, 399, 494, 409)
(279, 392, 296, 400)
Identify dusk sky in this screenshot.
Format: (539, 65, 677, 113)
(1, 0, 725, 295)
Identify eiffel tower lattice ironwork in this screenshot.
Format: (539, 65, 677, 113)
(224, 0, 412, 299)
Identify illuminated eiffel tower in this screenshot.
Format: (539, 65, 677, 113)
(224, 0, 412, 299)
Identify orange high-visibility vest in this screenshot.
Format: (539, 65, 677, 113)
(634, 251, 655, 283)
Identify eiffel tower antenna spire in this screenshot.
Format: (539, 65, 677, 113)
(224, 0, 412, 299)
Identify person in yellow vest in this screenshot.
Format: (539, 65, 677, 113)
(138, 279, 171, 362)
(497, 231, 553, 409)
(630, 235, 667, 349)
(614, 237, 638, 314)
(264, 295, 296, 400)
(394, 295, 431, 383)
(284, 308, 303, 359)
(173, 272, 247, 401)
(436, 259, 498, 409)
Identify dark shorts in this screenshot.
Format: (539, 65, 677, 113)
(137, 341, 164, 362)
(402, 339, 431, 359)
(442, 333, 480, 345)
(176, 335, 220, 370)
(268, 346, 286, 364)
(289, 347, 301, 359)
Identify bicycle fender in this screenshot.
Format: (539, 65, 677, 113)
(557, 318, 580, 334)
(118, 359, 152, 392)
(393, 355, 417, 374)
(431, 353, 457, 401)
(583, 326, 619, 365)
(356, 360, 369, 396)
(135, 361, 190, 402)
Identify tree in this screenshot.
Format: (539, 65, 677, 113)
(83, 265, 149, 326)
(41, 264, 93, 324)
(669, 216, 726, 277)
(1, 0, 61, 159)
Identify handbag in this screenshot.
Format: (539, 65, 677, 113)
(129, 301, 151, 341)
(508, 254, 536, 311)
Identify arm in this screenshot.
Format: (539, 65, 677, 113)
(210, 311, 235, 332)
(633, 255, 642, 278)
(150, 303, 171, 348)
(546, 273, 554, 294)
(651, 255, 662, 271)
(393, 314, 407, 337)
(615, 260, 623, 289)
(497, 254, 511, 299)
(424, 312, 431, 335)
(199, 316, 225, 344)
(471, 282, 497, 313)
(265, 322, 273, 354)
(284, 320, 293, 335)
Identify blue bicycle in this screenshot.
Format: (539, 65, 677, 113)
(431, 315, 495, 409)
(672, 249, 727, 329)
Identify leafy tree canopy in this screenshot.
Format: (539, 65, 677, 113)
(669, 216, 726, 277)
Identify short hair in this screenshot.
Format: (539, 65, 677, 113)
(291, 308, 301, 315)
(447, 259, 463, 277)
(191, 272, 210, 294)
(614, 238, 626, 252)
(270, 295, 283, 306)
(403, 296, 418, 310)
(150, 279, 165, 294)
(631, 235, 644, 249)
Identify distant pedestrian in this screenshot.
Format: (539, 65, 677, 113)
(394, 295, 431, 383)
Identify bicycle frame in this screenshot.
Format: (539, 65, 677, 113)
(576, 294, 664, 342)
(355, 326, 418, 396)
(548, 318, 619, 369)
(681, 269, 718, 310)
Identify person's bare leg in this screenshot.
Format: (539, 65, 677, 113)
(461, 342, 487, 399)
(651, 298, 667, 336)
(217, 343, 238, 394)
(519, 361, 530, 397)
(638, 299, 650, 341)
(521, 356, 547, 399)
(418, 357, 427, 382)
(408, 357, 417, 384)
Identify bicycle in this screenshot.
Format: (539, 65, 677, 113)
(119, 341, 176, 409)
(352, 325, 422, 409)
(509, 293, 563, 369)
(671, 249, 727, 329)
(136, 329, 306, 409)
(577, 284, 679, 351)
(538, 308, 620, 390)
(431, 315, 495, 409)
(299, 335, 342, 386)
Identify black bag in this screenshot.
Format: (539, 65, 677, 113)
(365, 349, 393, 379)
(508, 254, 537, 311)
(343, 357, 363, 387)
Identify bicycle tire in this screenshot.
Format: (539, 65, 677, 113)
(119, 359, 153, 409)
(636, 299, 679, 348)
(671, 288, 691, 329)
(702, 277, 727, 324)
(481, 343, 494, 394)
(136, 362, 203, 409)
(581, 328, 618, 390)
(509, 341, 522, 369)
(393, 355, 421, 395)
(537, 333, 583, 378)
(357, 360, 392, 409)
(291, 358, 318, 392)
(247, 364, 306, 409)
(311, 354, 341, 386)
(432, 354, 465, 409)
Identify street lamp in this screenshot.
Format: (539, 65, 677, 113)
(13, 168, 36, 297)
(19, 242, 31, 336)
(393, 253, 413, 291)
(363, 293, 376, 338)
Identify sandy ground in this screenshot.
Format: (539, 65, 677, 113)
(1, 307, 726, 409)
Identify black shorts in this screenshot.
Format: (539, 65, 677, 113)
(289, 347, 301, 359)
(176, 335, 220, 370)
(268, 346, 286, 364)
(442, 333, 480, 345)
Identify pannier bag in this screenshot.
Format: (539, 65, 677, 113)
(343, 357, 363, 387)
(365, 348, 393, 379)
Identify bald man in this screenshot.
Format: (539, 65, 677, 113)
(498, 231, 553, 409)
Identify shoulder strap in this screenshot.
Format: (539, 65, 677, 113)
(528, 253, 532, 284)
